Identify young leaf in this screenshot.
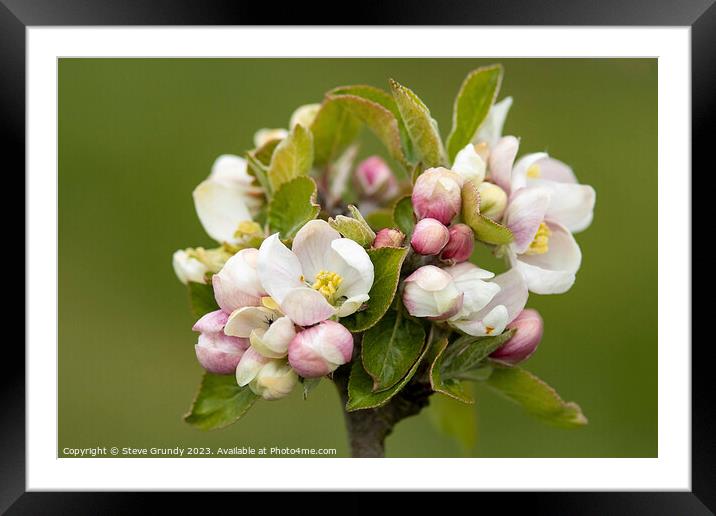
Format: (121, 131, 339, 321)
(389, 79, 448, 168)
(486, 364, 588, 428)
(328, 205, 376, 247)
(392, 195, 415, 238)
(245, 152, 272, 198)
(188, 281, 218, 319)
(461, 179, 513, 245)
(445, 65, 503, 162)
(267, 176, 320, 239)
(364, 209, 394, 231)
(184, 373, 257, 430)
(328, 94, 408, 167)
(253, 137, 282, 166)
(310, 98, 362, 166)
(361, 309, 426, 392)
(330, 84, 414, 161)
(341, 247, 409, 332)
(427, 384, 477, 454)
(267, 124, 314, 191)
(428, 337, 474, 404)
(440, 330, 515, 381)
(346, 339, 429, 411)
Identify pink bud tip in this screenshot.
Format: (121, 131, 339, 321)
(441, 223, 475, 262)
(355, 156, 399, 201)
(411, 218, 449, 255)
(490, 309, 543, 365)
(288, 320, 354, 378)
(411, 167, 463, 224)
(373, 228, 405, 248)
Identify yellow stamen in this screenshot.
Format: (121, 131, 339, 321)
(526, 222, 551, 255)
(311, 270, 343, 302)
(261, 296, 280, 311)
(233, 220, 262, 239)
(485, 326, 495, 335)
(526, 163, 541, 179)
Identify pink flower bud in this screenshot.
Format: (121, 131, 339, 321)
(490, 309, 543, 365)
(441, 223, 475, 262)
(355, 156, 399, 201)
(412, 167, 463, 224)
(193, 310, 249, 374)
(411, 218, 449, 255)
(288, 320, 353, 378)
(373, 228, 405, 248)
(403, 265, 464, 320)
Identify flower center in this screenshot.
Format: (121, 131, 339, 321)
(234, 220, 263, 239)
(526, 163, 541, 179)
(311, 270, 343, 302)
(526, 222, 551, 255)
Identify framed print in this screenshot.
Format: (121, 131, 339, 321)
(5, 0, 709, 512)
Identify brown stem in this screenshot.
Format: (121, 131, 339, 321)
(332, 364, 433, 458)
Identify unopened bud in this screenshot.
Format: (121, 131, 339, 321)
(373, 228, 405, 248)
(193, 310, 249, 374)
(253, 128, 289, 148)
(441, 224, 475, 262)
(289, 103, 321, 129)
(411, 218, 449, 255)
(490, 309, 543, 365)
(288, 321, 354, 378)
(477, 181, 508, 220)
(355, 156, 399, 201)
(412, 167, 463, 224)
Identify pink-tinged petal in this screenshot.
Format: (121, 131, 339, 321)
(280, 287, 336, 326)
(472, 268, 528, 325)
(534, 180, 595, 233)
(291, 220, 341, 283)
(531, 157, 578, 184)
(403, 265, 464, 319)
(235, 347, 271, 387)
(355, 156, 399, 200)
(288, 320, 353, 378)
(488, 136, 519, 193)
(450, 305, 509, 337)
(511, 152, 548, 192)
(412, 168, 463, 224)
(192, 309, 229, 334)
(504, 187, 551, 254)
(440, 223, 475, 262)
(411, 218, 450, 255)
(212, 248, 264, 312)
(257, 233, 303, 304)
(444, 262, 501, 318)
(491, 309, 543, 364)
(195, 327, 249, 375)
(511, 222, 582, 295)
(373, 228, 405, 248)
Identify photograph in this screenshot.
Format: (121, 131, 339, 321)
(57, 57, 657, 459)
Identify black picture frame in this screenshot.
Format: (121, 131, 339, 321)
(4, 1, 708, 512)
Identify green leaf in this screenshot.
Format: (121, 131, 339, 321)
(341, 247, 408, 332)
(328, 205, 376, 247)
(392, 195, 415, 238)
(245, 152, 272, 198)
(267, 176, 320, 239)
(267, 124, 314, 191)
(486, 364, 588, 428)
(310, 98, 362, 166)
(184, 373, 257, 430)
(188, 281, 218, 319)
(427, 384, 477, 454)
(328, 93, 407, 167)
(440, 330, 515, 381)
(428, 337, 473, 404)
(445, 65, 503, 162)
(361, 310, 425, 392)
(330, 84, 415, 161)
(364, 209, 394, 231)
(461, 180, 513, 245)
(390, 78, 447, 168)
(346, 339, 429, 411)
(253, 137, 282, 166)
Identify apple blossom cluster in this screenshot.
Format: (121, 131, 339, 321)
(173, 65, 593, 434)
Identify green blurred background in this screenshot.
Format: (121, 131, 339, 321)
(58, 58, 657, 458)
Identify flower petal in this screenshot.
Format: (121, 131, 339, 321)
(504, 186, 551, 254)
(257, 233, 304, 305)
(291, 219, 341, 283)
(173, 250, 208, 285)
(337, 294, 370, 317)
(511, 152, 549, 192)
(452, 143, 486, 184)
(329, 238, 375, 299)
(192, 179, 252, 244)
(488, 135, 519, 193)
(450, 304, 509, 337)
(511, 222, 582, 295)
(280, 287, 336, 326)
(192, 309, 229, 334)
(212, 248, 265, 312)
(532, 180, 596, 233)
(224, 306, 274, 338)
(474, 96, 513, 148)
(530, 157, 577, 184)
(235, 348, 270, 387)
(469, 268, 528, 324)
(250, 316, 296, 358)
